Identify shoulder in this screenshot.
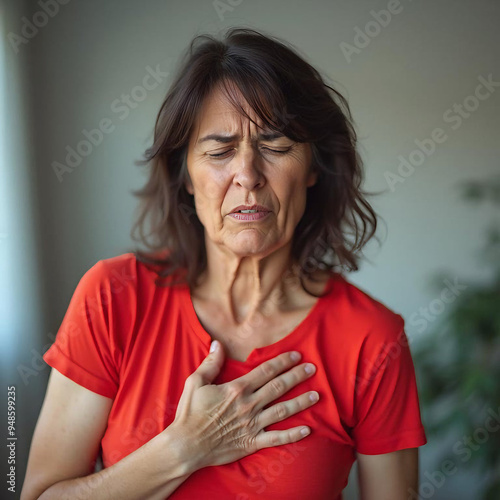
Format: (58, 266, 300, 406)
(70, 253, 159, 319)
(80, 252, 185, 312)
(71, 253, 164, 349)
(326, 273, 405, 345)
(81, 252, 164, 291)
(71, 253, 138, 299)
(90, 252, 138, 286)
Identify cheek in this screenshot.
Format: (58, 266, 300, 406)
(276, 179, 309, 226)
(279, 176, 307, 207)
(192, 173, 227, 219)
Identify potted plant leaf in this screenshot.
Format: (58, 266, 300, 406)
(413, 175, 500, 500)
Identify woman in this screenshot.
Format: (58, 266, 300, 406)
(22, 28, 427, 499)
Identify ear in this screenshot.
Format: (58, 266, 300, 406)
(306, 166, 318, 188)
(305, 145, 318, 188)
(184, 170, 194, 195)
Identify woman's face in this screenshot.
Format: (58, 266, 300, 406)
(185, 84, 317, 258)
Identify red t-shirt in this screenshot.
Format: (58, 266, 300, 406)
(43, 253, 427, 499)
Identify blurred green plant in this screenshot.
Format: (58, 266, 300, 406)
(413, 175, 500, 500)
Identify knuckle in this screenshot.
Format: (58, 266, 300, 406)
(236, 437, 248, 452)
(269, 378, 284, 395)
(248, 413, 260, 431)
(269, 433, 281, 447)
(260, 361, 276, 379)
(240, 399, 256, 417)
(275, 403, 288, 420)
(295, 364, 307, 379)
(247, 434, 258, 453)
(233, 398, 251, 418)
(294, 369, 307, 385)
(252, 412, 262, 432)
(289, 398, 299, 413)
(298, 397, 308, 411)
(227, 380, 245, 398)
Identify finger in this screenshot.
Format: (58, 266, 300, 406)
(252, 362, 316, 411)
(256, 390, 319, 429)
(238, 351, 302, 393)
(191, 340, 225, 388)
(254, 425, 311, 450)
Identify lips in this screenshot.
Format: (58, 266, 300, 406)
(229, 204, 271, 214)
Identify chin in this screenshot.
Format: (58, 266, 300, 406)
(229, 245, 269, 258)
(226, 237, 283, 258)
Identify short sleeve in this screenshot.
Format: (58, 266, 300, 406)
(43, 260, 120, 399)
(352, 315, 427, 454)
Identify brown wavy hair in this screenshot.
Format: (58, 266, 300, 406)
(127, 27, 382, 297)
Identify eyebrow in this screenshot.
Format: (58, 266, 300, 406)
(196, 131, 285, 145)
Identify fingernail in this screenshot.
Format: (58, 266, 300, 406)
(290, 351, 301, 362)
(300, 427, 310, 436)
(210, 340, 218, 353)
(304, 363, 315, 374)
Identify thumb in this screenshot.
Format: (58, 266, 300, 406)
(196, 340, 225, 385)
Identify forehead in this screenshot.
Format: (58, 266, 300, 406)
(189, 83, 269, 145)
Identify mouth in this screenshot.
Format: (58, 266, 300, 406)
(229, 204, 272, 215)
(228, 211, 272, 221)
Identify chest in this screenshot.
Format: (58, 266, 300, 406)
(101, 296, 357, 496)
(104, 352, 355, 499)
(191, 295, 317, 362)
(169, 435, 353, 499)
(186, 272, 331, 362)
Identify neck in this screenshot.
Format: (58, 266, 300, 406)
(197, 236, 303, 325)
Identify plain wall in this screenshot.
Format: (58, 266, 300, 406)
(2, 0, 499, 497)
(1, 0, 46, 492)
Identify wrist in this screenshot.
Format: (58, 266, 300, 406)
(159, 423, 203, 477)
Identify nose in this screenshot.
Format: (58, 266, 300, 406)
(232, 147, 266, 191)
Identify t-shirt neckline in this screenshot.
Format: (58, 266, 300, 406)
(180, 274, 337, 366)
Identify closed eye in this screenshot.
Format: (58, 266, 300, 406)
(208, 148, 291, 159)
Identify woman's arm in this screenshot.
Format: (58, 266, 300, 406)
(21, 368, 196, 500)
(356, 448, 419, 500)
